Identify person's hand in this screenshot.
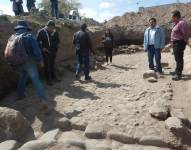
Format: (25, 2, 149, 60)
(39, 62, 44, 68)
(43, 48, 49, 52)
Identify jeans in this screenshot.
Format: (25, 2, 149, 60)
(76, 53, 90, 78)
(173, 40, 186, 76)
(51, 1, 58, 18)
(147, 45, 162, 72)
(17, 63, 47, 100)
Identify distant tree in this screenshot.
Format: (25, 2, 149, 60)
(39, 0, 81, 17)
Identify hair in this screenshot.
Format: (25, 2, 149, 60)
(47, 20, 55, 27)
(105, 29, 112, 37)
(81, 23, 87, 31)
(172, 10, 181, 18)
(149, 18, 157, 22)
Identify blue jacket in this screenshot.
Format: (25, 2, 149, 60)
(144, 25, 165, 49)
(16, 29, 43, 63)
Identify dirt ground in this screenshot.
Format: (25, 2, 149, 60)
(1, 48, 191, 149)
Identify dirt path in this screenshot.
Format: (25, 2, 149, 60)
(1, 50, 191, 149)
(171, 46, 191, 122)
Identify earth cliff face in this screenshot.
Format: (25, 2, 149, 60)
(105, 2, 191, 45)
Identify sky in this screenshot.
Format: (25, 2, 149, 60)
(0, 0, 190, 22)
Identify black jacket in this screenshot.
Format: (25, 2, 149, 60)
(73, 30, 92, 54)
(37, 28, 60, 53)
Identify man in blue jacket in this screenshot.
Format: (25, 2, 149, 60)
(144, 18, 165, 73)
(12, 20, 48, 108)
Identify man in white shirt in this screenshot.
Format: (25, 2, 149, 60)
(144, 18, 165, 73)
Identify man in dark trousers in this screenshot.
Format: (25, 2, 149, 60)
(50, 0, 58, 19)
(26, 0, 36, 12)
(73, 23, 93, 81)
(37, 20, 60, 86)
(10, 0, 24, 16)
(171, 10, 188, 81)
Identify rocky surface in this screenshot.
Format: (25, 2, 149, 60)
(0, 107, 35, 143)
(1, 45, 191, 149)
(105, 2, 191, 45)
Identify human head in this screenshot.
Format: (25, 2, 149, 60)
(149, 18, 157, 28)
(105, 29, 111, 36)
(172, 10, 181, 22)
(46, 20, 55, 33)
(14, 20, 32, 31)
(81, 23, 87, 31)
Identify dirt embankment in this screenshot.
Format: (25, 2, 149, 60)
(105, 2, 191, 45)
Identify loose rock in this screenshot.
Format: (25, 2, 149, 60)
(54, 117, 71, 131)
(39, 129, 60, 141)
(0, 107, 35, 143)
(0, 140, 19, 150)
(149, 99, 169, 120)
(143, 70, 157, 79)
(85, 123, 107, 139)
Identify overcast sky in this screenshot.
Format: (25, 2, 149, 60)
(0, 0, 190, 22)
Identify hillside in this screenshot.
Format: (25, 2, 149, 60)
(105, 2, 191, 45)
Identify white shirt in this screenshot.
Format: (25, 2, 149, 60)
(149, 28, 156, 45)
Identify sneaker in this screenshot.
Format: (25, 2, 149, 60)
(172, 75, 182, 81)
(40, 100, 53, 112)
(15, 95, 26, 101)
(76, 74, 80, 80)
(85, 76, 92, 81)
(53, 78, 61, 82)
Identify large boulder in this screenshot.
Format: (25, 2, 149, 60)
(0, 107, 35, 143)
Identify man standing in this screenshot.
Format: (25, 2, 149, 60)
(171, 10, 188, 81)
(73, 23, 93, 81)
(144, 18, 165, 74)
(50, 0, 58, 19)
(26, 0, 36, 12)
(37, 20, 60, 86)
(5, 20, 47, 105)
(10, 0, 24, 16)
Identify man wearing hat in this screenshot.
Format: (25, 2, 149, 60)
(37, 20, 60, 86)
(9, 20, 47, 106)
(171, 10, 188, 81)
(73, 23, 93, 81)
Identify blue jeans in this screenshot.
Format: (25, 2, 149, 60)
(147, 45, 162, 72)
(17, 63, 47, 100)
(51, 1, 58, 18)
(76, 53, 90, 78)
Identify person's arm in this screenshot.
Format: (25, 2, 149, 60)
(160, 27, 165, 49)
(87, 33, 93, 52)
(144, 29, 147, 51)
(28, 34, 43, 63)
(180, 21, 188, 43)
(37, 29, 48, 52)
(73, 33, 77, 45)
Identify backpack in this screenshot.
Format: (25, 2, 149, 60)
(4, 33, 29, 65)
(104, 36, 113, 48)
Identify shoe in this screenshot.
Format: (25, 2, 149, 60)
(170, 71, 176, 76)
(85, 76, 92, 81)
(40, 100, 53, 113)
(172, 75, 182, 81)
(76, 74, 80, 80)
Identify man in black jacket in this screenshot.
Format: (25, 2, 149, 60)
(73, 23, 93, 81)
(10, 0, 24, 16)
(37, 20, 60, 85)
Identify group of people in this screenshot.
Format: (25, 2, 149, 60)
(10, 0, 36, 15)
(144, 10, 188, 81)
(10, 0, 58, 19)
(4, 9, 188, 111)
